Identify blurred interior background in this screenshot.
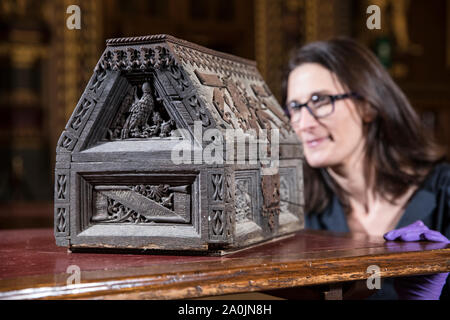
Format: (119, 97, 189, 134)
(0, 0, 449, 229)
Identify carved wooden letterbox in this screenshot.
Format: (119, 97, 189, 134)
(54, 34, 304, 253)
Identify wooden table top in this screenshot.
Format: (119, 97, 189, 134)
(0, 228, 449, 299)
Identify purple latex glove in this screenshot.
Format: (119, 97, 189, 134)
(383, 220, 449, 300)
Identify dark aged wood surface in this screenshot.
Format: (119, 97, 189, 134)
(54, 34, 305, 252)
(0, 228, 449, 300)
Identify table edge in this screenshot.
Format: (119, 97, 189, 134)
(1, 247, 449, 300)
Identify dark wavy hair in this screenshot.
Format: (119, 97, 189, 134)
(282, 37, 447, 214)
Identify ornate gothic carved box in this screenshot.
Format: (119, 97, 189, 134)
(54, 34, 304, 253)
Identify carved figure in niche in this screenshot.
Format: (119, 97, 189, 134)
(107, 81, 177, 140)
(279, 175, 290, 213)
(235, 179, 252, 222)
(121, 82, 155, 138)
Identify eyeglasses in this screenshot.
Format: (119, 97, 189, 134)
(285, 92, 361, 119)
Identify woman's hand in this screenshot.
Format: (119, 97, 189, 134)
(384, 220, 450, 243)
(383, 220, 449, 300)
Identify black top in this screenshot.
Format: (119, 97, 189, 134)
(305, 162, 450, 300)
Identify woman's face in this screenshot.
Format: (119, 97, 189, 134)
(286, 63, 366, 169)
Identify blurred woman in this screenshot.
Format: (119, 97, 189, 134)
(283, 38, 449, 300)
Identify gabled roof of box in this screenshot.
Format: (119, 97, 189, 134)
(105, 34, 257, 67)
